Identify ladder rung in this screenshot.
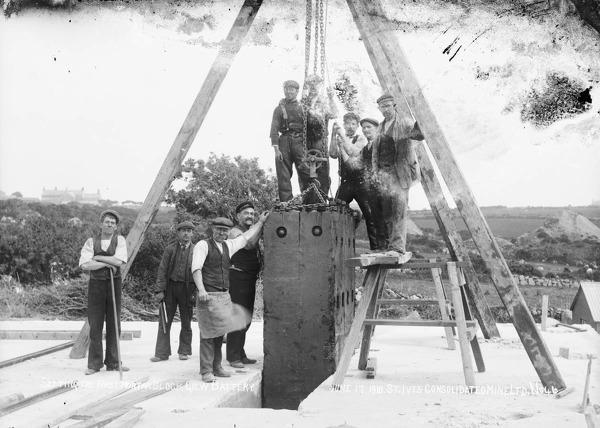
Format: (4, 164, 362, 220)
(377, 299, 442, 305)
(363, 320, 478, 328)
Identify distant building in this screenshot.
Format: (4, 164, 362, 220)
(41, 187, 101, 205)
(570, 282, 600, 333)
(592, 200, 600, 207)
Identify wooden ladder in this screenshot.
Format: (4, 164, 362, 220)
(332, 258, 485, 389)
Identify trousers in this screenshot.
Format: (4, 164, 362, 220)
(199, 336, 224, 375)
(370, 181, 410, 252)
(336, 178, 380, 250)
(154, 280, 193, 359)
(226, 269, 257, 363)
(87, 277, 121, 370)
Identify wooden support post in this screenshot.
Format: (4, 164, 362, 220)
(347, 0, 564, 391)
(345, 0, 498, 340)
(581, 357, 593, 413)
(430, 260, 455, 350)
(331, 267, 385, 388)
(358, 276, 384, 370)
(121, 0, 264, 278)
(448, 262, 475, 388)
(541, 295, 549, 332)
(457, 268, 485, 373)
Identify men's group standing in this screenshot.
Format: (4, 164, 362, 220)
(270, 79, 424, 256)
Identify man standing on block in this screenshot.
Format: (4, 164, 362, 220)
(150, 221, 196, 363)
(329, 112, 378, 250)
(372, 94, 424, 257)
(226, 201, 262, 369)
(79, 210, 128, 375)
(192, 213, 269, 383)
(270, 79, 304, 202)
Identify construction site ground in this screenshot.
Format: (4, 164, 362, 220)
(0, 318, 598, 428)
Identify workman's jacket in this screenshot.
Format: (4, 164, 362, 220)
(154, 241, 196, 303)
(269, 98, 304, 146)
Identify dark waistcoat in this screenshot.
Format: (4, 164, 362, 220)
(90, 234, 121, 280)
(230, 226, 260, 274)
(202, 238, 230, 292)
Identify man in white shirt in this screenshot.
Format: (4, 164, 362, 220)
(79, 209, 128, 375)
(192, 213, 269, 383)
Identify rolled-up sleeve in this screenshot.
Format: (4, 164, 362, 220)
(115, 236, 128, 264)
(191, 241, 209, 273)
(78, 238, 94, 267)
(225, 235, 249, 257)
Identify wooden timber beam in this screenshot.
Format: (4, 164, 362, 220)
(121, 0, 264, 277)
(0, 341, 74, 369)
(346, 0, 498, 339)
(347, 0, 565, 390)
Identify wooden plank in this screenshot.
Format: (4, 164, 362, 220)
(74, 379, 187, 419)
(24, 376, 148, 428)
(581, 358, 593, 413)
(377, 299, 440, 305)
(331, 267, 383, 388)
(430, 261, 455, 350)
(0, 341, 74, 369)
(0, 331, 134, 340)
(366, 357, 377, 379)
(458, 276, 485, 373)
(448, 262, 475, 388)
(345, 258, 471, 269)
(0, 393, 24, 410)
(120, 0, 264, 279)
(347, 0, 563, 391)
(557, 322, 585, 332)
(363, 319, 478, 328)
(541, 295, 549, 332)
(358, 275, 384, 370)
(68, 409, 130, 428)
(104, 408, 146, 428)
(344, 0, 498, 340)
(0, 382, 77, 416)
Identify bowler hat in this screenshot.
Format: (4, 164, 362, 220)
(212, 217, 234, 228)
(176, 221, 195, 230)
(360, 117, 380, 127)
(235, 201, 255, 214)
(376, 93, 395, 104)
(100, 209, 120, 224)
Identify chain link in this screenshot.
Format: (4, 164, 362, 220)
(313, 0, 320, 76)
(304, 0, 312, 80)
(319, 0, 326, 80)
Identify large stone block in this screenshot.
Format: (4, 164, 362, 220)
(262, 208, 356, 409)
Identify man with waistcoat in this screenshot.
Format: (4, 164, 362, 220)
(270, 79, 304, 202)
(226, 201, 262, 369)
(372, 94, 424, 256)
(192, 212, 269, 383)
(150, 221, 196, 363)
(79, 209, 128, 375)
(329, 112, 378, 250)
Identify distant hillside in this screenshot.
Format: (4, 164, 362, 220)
(517, 210, 600, 244)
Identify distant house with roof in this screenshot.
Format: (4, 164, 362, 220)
(41, 187, 101, 205)
(570, 282, 600, 333)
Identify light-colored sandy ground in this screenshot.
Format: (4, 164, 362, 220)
(0, 319, 598, 427)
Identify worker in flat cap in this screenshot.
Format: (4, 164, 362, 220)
(270, 79, 304, 202)
(371, 93, 425, 257)
(79, 209, 128, 375)
(192, 211, 270, 383)
(225, 201, 262, 369)
(149, 221, 197, 363)
(329, 112, 379, 250)
(299, 73, 338, 204)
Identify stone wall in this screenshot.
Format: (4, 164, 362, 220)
(512, 275, 579, 288)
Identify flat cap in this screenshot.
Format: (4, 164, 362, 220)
(360, 117, 380, 127)
(235, 201, 255, 214)
(176, 221, 195, 230)
(212, 217, 234, 228)
(376, 93, 395, 104)
(343, 112, 361, 123)
(283, 80, 300, 89)
(100, 209, 120, 224)
(305, 74, 323, 85)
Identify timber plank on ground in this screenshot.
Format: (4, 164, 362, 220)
(0, 331, 137, 340)
(73, 379, 187, 419)
(0, 382, 77, 416)
(0, 341, 74, 369)
(104, 408, 146, 428)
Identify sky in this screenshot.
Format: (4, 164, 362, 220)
(0, 0, 599, 210)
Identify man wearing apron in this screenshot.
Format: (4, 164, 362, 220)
(192, 212, 269, 383)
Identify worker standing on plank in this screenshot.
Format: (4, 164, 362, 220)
(192, 213, 269, 383)
(150, 221, 196, 363)
(79, 209, 128, 375)
(371, 94, 424, 256)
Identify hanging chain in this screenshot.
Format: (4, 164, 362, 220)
(313, 0, 320, 76)
(319, 0, 326, 80)
(304, 0, 312, 80)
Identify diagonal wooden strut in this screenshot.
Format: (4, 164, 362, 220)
(346, 0, 498, 340)
(122, 0, 264, 278)
(347, 0, 565, 390)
